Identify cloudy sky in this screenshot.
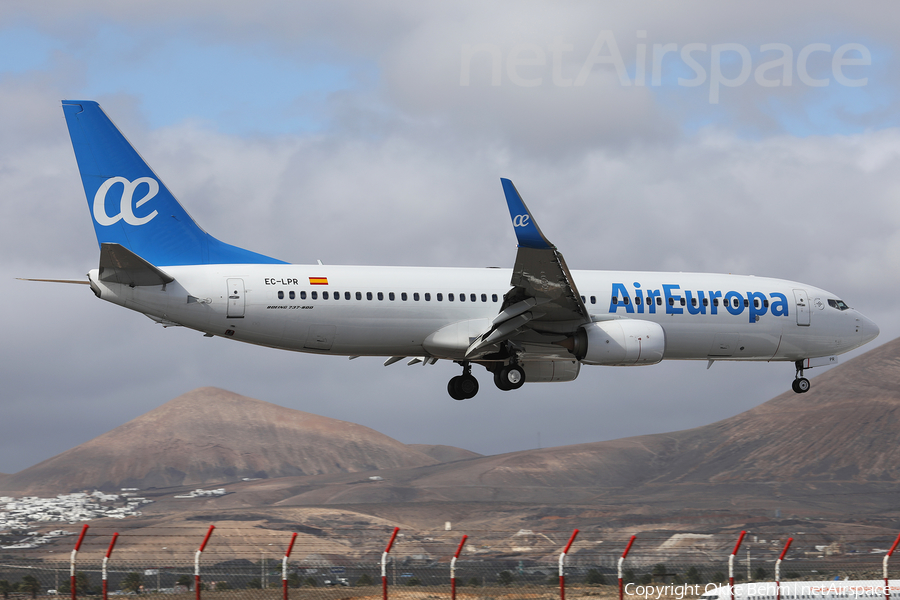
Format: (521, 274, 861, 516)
(3, 2, 899, 475)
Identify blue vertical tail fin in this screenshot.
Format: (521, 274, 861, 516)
(62, 100, 286, 266)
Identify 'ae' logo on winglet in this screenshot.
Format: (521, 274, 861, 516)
(512, 214, 530, 227)
(93, 176, 159, 226)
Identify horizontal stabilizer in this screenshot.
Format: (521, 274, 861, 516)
(99, 243, 174, 287)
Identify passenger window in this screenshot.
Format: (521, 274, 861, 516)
(492, 294, 498, 302)
(702, 298, 708, 306)
(401, 292, 408, 301)
(289, 291, 295, 300)
(470, 294, 476, 302)
(591, 296, 596, 304)
(623, 297, 630, 305)
(414, 293, 420, 301)
(713, 298, 718, 306)
(424, 293, 431, 301)
(691, 297, 696, 307)
(389, 292, 395, 301)
(437, 293, 443, 301)
(460, 293, 465, 302)
(278, 291, 284, 299)
(345, 292, 351, 300)
(743, 299, 748, 307)
(356, 292, 362, 300)
(680, 298, 686, 306)
(656, 297, 662, 305)
(377, 292, 384, 301)
(581, 295, 586, 302)
(612, 297, 618, 305)
(448, 293, 454, 301)
(311, 291, 318, 300)
(668, 298, 674, 306)
(366, 292, 372, 300)
(481, 294, 487, 302)
(323, 291, 329, 300)
(300, 291, 307, 300)
(334, 291, 339, 300)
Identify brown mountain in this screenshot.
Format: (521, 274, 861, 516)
(264, 338, 900, 514)
(4, 338, 900, 522)
(408, 444, 483, 463)
(0, 387, 439, 493)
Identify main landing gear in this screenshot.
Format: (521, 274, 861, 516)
(494, 363, 526, 391)
(792, 360, 810, 394)
(448, 362, 479, 400)
(447, 361, 528, 399)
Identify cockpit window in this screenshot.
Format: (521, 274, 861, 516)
(828, 299, 850, 311)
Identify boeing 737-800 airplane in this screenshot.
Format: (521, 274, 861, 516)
(48, 100, 879, 399)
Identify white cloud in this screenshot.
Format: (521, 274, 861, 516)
(2, 1, 899, 474)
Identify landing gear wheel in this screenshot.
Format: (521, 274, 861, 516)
(494, 365, 526, 391)
(448, 376, 465, 400)
(448, 374, 479, 400)
(494, 369, 511, 391)
(792, 377, 810, 394)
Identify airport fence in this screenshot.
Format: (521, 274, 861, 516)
(0, 527, 898, 600)
(0, 557, 893, 600)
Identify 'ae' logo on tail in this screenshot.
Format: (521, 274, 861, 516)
(93, 176, 159, 226)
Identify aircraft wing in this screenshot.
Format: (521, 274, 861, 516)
(466, 179, 590, 358)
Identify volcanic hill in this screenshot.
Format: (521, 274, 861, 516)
(0, 387, 439, 493)
(3, 339, 900, 527)
(187, 337, 900, 518)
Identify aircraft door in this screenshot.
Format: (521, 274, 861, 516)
(227, 278, 245, 318)
(793, 289, 809, 326)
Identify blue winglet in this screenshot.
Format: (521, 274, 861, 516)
(501, 178, 554, 250)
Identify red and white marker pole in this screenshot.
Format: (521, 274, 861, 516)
(618, 535, 636, 600)
(282, 532, 298, 600)
(559, 529, 579, 600)
(382, 527, 399, 600)
(70, 524, 89, 600)
(775, 537, 792, 600)
(451, 535, 468, 600)
(195, 525, 215, 600)
(884, 532, 900, 600)
(729, 531, 747, 600)
(101, 533, 119, 600)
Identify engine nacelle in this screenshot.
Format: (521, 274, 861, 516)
(573, 320, 666, 366)
(522, 360, 581, 382)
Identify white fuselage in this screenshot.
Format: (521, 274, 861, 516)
(87, 264, 878, 363)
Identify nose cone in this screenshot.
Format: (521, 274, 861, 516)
(859, 312, 880, 345)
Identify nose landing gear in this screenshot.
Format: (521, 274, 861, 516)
(792, 360, 810, 394)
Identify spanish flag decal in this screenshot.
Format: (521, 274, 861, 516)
(309, 277, 328, 285)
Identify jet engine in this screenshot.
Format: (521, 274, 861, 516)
(570, 320, 666, 366)
(522, 359, 581, 382)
